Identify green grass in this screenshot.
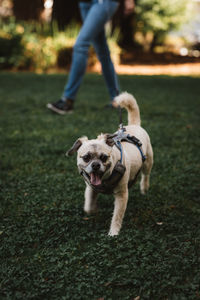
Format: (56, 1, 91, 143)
(0, 72, 200, 300)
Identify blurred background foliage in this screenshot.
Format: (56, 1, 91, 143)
(0, 0, 199, 72)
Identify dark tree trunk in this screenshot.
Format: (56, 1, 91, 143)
(149, 33, 160, 52)
(52, 0, 81, 30)
(13, 0, 44, 21)
(112, 0, 135, 49)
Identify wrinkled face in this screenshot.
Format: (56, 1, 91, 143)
(77, 140, 113, 186)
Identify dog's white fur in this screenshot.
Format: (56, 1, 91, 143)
(68, 92, 153, 236)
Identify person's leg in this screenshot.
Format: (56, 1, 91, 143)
(47, 0, 119, 114)
(62, 1, 91, 101)
(47, 2, 91, 114)
(62, 0, 119, 101)
(93, 29, 120, 101)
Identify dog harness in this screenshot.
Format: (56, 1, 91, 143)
(80, 127, 146, 194)
(107, 127, 146, 164)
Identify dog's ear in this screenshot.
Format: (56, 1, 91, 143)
(105, 134, 115, 147)
(66, 136, 88, 156)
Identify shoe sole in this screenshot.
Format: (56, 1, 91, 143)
(47, 103, 73, 115)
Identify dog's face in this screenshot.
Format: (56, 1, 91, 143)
(67, 134, 116, 186)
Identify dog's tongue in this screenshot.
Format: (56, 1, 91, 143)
(90, 173, 102, 186)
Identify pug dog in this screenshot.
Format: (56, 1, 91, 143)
(67, 92, 153, 236)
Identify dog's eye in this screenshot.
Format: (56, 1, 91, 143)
(82, 154, 91, 163)
(100, 154, 108, 163)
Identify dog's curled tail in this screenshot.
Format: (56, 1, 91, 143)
(114, 92, 141, 126)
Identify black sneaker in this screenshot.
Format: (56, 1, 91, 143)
(47, 99, 74, 115)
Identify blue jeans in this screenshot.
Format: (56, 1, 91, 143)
(62, 0, 120, 101)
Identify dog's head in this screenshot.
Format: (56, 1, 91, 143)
(67, 134, 116, 186)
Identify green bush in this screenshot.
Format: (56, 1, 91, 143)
(0, 33, 24, 69)
(0, 19, 120, 72)
(135, 0, 193, 50)
(0, 19, 78, 71)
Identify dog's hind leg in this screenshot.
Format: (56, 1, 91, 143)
(84, 184, 98, 214)
(140, 142, 153, 195)
(108, 189, 128, 236)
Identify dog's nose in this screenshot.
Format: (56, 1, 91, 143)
(92, 161, 100, 171)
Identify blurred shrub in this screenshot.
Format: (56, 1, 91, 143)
(0, 20, 29, 69)
(0, 18, 120, 72)
(56, 47, 73, 69)
(135, 0, 193, 51)
(0, 19, 78, 71)
(0, 34, 24, 69)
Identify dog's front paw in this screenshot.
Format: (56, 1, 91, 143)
(140, 186, 148, 195)
(84, 200, 98, 214)
(140, 175, 149, 195)
(84, 207, 98, 215)
(108, 228, 119, 236)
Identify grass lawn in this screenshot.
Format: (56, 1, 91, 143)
(0, 72, 200, 300)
